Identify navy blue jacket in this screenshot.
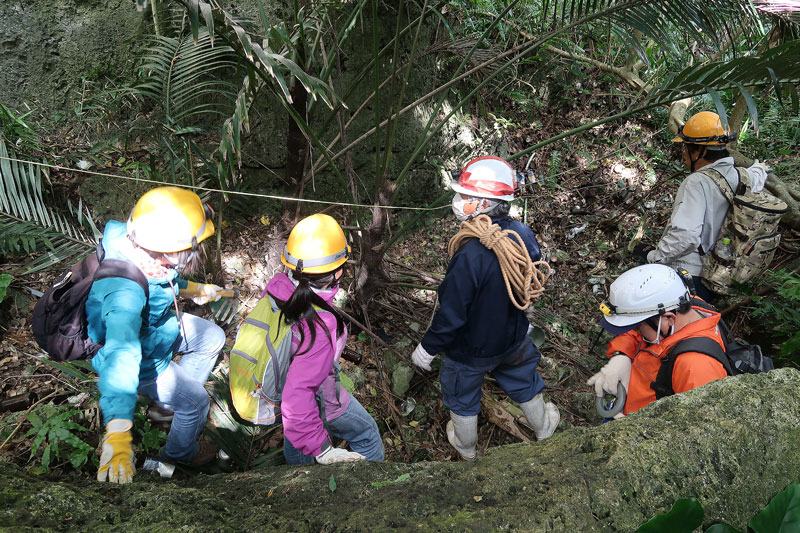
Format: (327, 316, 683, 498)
(421, 216, 542, 365)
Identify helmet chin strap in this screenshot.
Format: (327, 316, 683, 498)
(688, 145, 706, 172)
(645, 315, 675, 345)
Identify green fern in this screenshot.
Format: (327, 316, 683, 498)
(0, 139, 99, 273)
(24, 404, 95, 472)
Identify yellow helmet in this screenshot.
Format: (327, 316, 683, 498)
(672, 111, 734, 147)
(127, 187, 215, 253)
(281, 214, 350, 274)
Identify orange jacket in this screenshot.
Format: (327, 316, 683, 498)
(605, 306, 728, 414)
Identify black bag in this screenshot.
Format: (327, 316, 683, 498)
(650, 297, 774, 399)
(32, 241, 149, 361)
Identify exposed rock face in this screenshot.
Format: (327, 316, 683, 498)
(0, 0, 146, 116)
(2, 369, 799, 531)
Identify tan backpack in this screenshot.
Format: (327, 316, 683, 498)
(699, 167, 788, 295)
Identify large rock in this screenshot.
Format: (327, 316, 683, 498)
(2, 369, 799, 531)
(0, 0, 147, 116)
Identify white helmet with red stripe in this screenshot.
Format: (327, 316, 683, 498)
(451, 156, 517, 201)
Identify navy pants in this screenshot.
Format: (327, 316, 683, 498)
(440, 338, 546, 416)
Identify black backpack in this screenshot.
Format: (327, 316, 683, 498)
(32, 241, 149, 361)
(651, 297, 774, 399)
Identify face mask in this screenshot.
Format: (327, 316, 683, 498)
(163, 249, 197, 274)
(452, 193, 497, 222)
(289, 272, 338, 295)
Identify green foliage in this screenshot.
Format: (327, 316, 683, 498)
(37, 358, 96, 382)
(750, 482, 800, 533)
(747, 269, 800, 366)
(23, 404, 95, 472)
(637, 498, 704, 533)
(339, 371, 355, 394)
(0, 273, 11, 303)
(371, 473, 411, 488)
(0, 139, 99, 273)
(0, 104, 39, 152)
(329, 474, 337, 493)
(133, 407, 167, 456)
(545, 150, 562, 188)
(205, 372, 284, 471)
(638, 483, 800, 532)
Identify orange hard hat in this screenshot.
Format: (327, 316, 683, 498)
(672, 111, 734, 147)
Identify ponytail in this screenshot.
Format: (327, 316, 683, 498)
(273, 269, 345, 355)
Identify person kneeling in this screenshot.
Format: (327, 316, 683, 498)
(588, 264, 728, 416)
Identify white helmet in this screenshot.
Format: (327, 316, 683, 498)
(451, 156, 517, 201)
(599, 264, 690, 335)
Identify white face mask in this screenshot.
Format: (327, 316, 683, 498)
(163, 249, 197, 274)
(451, 193, 497, 222)
(289, 272, 338, 295)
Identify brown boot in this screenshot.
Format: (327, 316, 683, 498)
(191, 438, 220, 465)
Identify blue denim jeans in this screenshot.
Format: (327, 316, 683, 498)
(283, 394, 385, 465)
(138, 314, 225, 462)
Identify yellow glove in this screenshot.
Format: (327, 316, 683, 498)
(179, 281, 223, 305)
(97, 419, 136, 484)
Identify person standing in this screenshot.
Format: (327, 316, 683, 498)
(411, 156, 559, 460)
(633, 111, 769, 300)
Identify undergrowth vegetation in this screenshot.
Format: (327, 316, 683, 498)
(0, 0, 799, 501)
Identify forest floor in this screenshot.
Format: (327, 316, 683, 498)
(2, 97, 799, 480)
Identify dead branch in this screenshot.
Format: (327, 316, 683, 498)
(480, 389, 531, 443)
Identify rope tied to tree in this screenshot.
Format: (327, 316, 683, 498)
(448, 215, 551, 310)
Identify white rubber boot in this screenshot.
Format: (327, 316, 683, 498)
(446, 413, 478, 460)
(520, 393, 560, 440)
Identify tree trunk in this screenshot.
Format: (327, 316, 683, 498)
(281, 0, 310, 228)
(356, 182, 394, 306)
(4, 369, 800, 531)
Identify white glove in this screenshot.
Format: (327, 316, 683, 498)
(179, 282, 223, 305)
(194, 284, 222, 305)
(96, 419, 136, 484)
(411, 343, 435, 371)
(314, 446, 366, 465)
(586, 354, 632, 397)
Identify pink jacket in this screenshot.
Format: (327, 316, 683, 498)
(264, 273, 350, 456)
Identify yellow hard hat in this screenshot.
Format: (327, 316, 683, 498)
(281, 214, 350, 274)
(127, 187, 215, 253)
(672, 111, 734, 146)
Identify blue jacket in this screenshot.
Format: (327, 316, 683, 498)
(86, 221, 188, 422)
(421, 216, 542, 365)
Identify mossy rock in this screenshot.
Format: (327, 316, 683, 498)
(2, 369, 800, 531)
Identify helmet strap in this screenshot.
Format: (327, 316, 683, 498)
(644, 314, 675, 345)
(687, 145, 705, 172)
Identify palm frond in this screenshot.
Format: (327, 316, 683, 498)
(539, 0, 763, 53)
(136, 29, 239, 126)
(206, 372, 284, 470)
(176, 0, 337, 110)
(649, 40, 800, 107)
(0, 139, 98, 273)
